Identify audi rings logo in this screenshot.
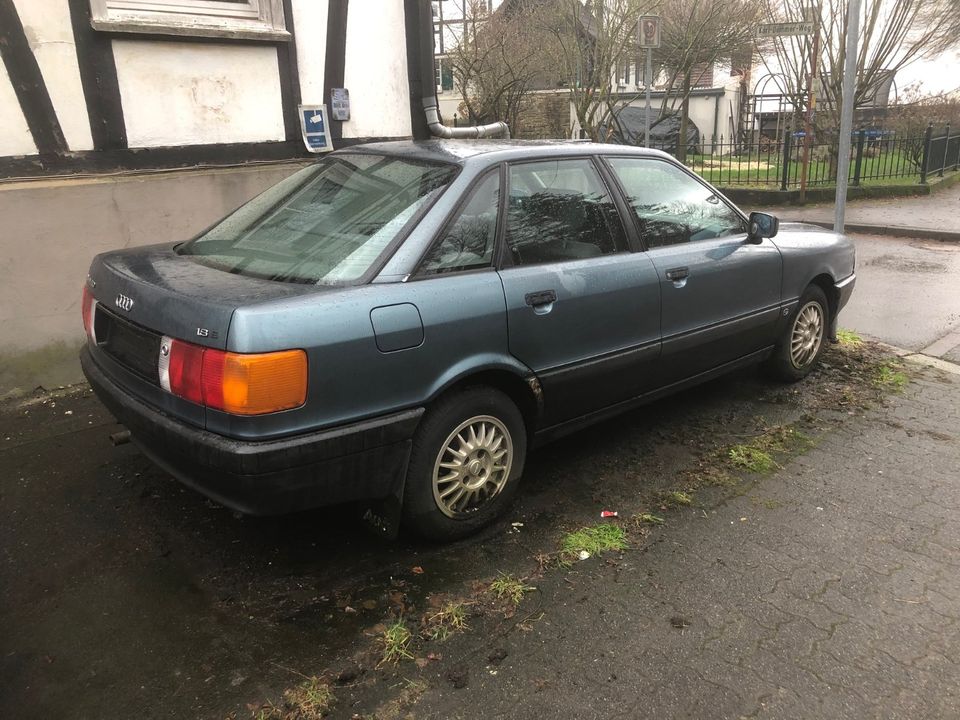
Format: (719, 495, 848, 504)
(115, 293, 135, 312)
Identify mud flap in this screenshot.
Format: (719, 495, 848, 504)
(360, 447, 411, 540)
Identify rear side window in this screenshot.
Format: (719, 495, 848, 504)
(505, 158, 626, 265)
(418, 170, 500, 275)
(607, 157, 745, 248)
(179, 154, 457, 284)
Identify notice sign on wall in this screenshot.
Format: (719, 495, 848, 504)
(299, 105, 333, 153)
(330, 88, 350, 121)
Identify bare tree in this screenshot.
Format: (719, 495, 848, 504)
(887, 84, 960, 169)
(655, 0, 764, 160)
(448, 0, 560, 134)
(759, 0, 960, 137)
(535, 0, 657, 142)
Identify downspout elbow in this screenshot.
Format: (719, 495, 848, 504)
(422, 99, 510, 139)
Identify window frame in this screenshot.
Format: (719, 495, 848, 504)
(412, 166, 504, 279)
(598, 154, 748, 251)
(411, 164, 506, 280)
(497, 154, 632, 270)
(89, 0, 290, 41)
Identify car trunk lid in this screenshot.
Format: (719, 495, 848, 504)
(89, 243, 316, 352)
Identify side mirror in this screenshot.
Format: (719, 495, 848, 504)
(748, 212, 779, 243)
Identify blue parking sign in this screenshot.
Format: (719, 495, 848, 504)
(299, 104, 333, 153)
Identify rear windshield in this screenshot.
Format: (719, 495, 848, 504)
(178, 154, 458, 284)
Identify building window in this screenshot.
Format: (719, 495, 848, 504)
(435, 57, 454, 93)
(89, 0, 289, 41)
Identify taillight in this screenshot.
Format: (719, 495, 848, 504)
(81, 283, 97, 343)
(159, 336, 307, 415)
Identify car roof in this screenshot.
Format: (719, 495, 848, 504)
(337, 139, 673, 166)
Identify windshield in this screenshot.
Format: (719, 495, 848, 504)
(179, 153, 458, 284)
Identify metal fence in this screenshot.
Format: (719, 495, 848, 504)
(648, 124, 959, 189)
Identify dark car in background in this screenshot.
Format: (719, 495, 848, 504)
(81, 140, 855, 540)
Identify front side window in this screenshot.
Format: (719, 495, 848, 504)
(505, 158, 626, 266)
(179, 154, 457, 284)
(607, 157, 746, 248)
(418, 171, 500, 276)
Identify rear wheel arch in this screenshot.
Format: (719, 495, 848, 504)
(431, 368, 541, 437)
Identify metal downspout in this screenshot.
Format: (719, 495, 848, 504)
(417, 0, 510, 139)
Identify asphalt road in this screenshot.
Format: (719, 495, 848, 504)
(842, 234, 960, 356)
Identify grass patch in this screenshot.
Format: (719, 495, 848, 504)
(728, 444, 779, 474)
(836, 328, 863, 347)
(425, 601, 470, 641)
(252, 676, 335, 719)
(378, 621, 414, 667)
(874, 363, 908, 391)
(560, 524, 627, 562)
(489, 573, 535, 606)
(634, 512, 665, 526)
(662, 490, 693, 507)
(760, 425, 815, 454)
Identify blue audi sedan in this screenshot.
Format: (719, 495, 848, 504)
(80, 140, 855, 540)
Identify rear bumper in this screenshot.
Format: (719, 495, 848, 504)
(81, 346, 423, 515)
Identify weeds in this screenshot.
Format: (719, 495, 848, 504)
(560, 524, 627, 563)
(425, 601, 470, 641)
(760, 426, 815, 454)
(727, 444, 779, 474)
(874, 363, 908, 391)
(836, 328, 863, 347)
(634, 512, 665, 526)
(661, 490, 693, 507)
(489, 573, 535, 606)
(378, 621, 414, 667)
(252, 676, 335, 719)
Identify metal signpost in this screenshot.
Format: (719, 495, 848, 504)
(834, 0, 862, 231)
(756, 7, 818, 203)
(638, 15, 660, 148)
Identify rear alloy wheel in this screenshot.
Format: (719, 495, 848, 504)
(403, 388, 526, 541)
(766, 284, 830, 382)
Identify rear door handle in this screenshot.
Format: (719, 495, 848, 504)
(665, 267, 689, 281)
(525, 289, 557, 307)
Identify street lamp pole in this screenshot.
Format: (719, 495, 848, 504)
(833, 0, 861, 231)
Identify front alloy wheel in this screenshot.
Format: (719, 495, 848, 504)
(765, 283, 830, 382)
(790, 301, 825, 369)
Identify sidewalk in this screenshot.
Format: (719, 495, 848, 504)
(400, 360, 960, 720)
(764, 185, 960, 239)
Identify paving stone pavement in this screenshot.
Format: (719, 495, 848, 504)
(412, 366, 960, 720)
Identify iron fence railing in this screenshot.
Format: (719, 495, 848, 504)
(646, 124, 957, 189)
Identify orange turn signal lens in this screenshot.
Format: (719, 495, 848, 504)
(203, 349, 308, 415)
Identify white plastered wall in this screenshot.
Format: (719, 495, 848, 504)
(289, 0, 327, 106)
(341, 0, 412, 138)
(13, 0, 94, 152)
(113, 40, 286, 147)
(0, 63, 36, 156)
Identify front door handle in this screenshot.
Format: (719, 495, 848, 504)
(525, 289, 557, 307)
(665, 267, 689, 281)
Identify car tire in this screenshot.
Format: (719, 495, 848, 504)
(402, 387, 527, 541)
(766, 284, 830, 382)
